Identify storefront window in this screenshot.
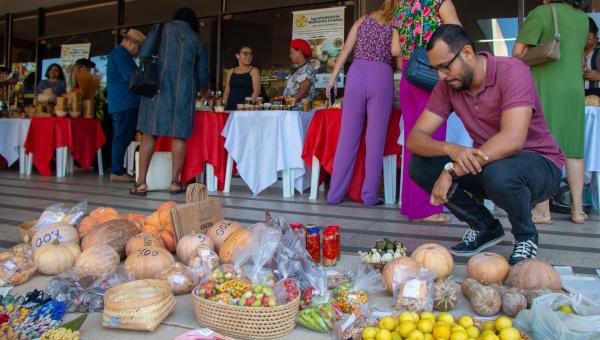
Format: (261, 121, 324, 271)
(454, 0, 519, 56)
(45, 2, 118, 37)
(124, 0, 220, 26)
(40, 31, 116, 89)
(222, 4, 354, 101)
(0, 18, 6, 66)
(11, 14, 37, 93)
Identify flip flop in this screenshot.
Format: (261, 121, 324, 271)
(170, 180, 186, 195)
(415, 213, 451, 223)
(129, 182, 147, 196)
(532, 215, 553, 225)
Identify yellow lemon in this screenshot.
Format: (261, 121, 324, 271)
(411, 312, 420, 322)
(424, 334, 434, 340)
(380, 316, 398, 331)
(400, 312, 416, 324)
(466, 325, 480, 338)
(558, 305, 574, 314)
(432, 323, 451, 339)
(494, 316, 512, 333)
(362, 327, 378, 339)
(449, 331, 469, 340)
(498, 327, 521, 340)
(398, 321, 417, 338)
(408, 329, 425, 340)
(480, 330, 499, 340)
(418, 318, 435, 334)
(391, 331, 402, 340)
(376, 329, 393, 340)
(482, 321, 495, 332)
(437, 312, 455, 325)
(451, 325, 466, 333)
(421, 312, 436, 321)
(458, 316, 474, 328)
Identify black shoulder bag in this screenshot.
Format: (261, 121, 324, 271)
(404, 0, 440, 91)
(129, 23, 164, 97)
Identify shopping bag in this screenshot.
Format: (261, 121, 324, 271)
(170, 184, 224, 241)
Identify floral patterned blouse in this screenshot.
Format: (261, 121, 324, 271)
(283, 63, 316, 102)
(395, 0, 445, 58)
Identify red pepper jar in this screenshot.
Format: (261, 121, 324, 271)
(327, 225, 341, 260)
(305, 227, 321, 263)
(322, 228, 337, 266)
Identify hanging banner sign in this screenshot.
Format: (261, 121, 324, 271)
(292, 6, 345, 88)
(60, 43, 91, 69)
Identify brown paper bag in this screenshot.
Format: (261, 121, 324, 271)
(170, 184, 224, 241)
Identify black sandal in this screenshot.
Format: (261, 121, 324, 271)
(170, 180, 186, 195)
(129, 182, 148, 196)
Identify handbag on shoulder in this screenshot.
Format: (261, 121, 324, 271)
(129, 23, 164, 97)
(403, 0, 440, 91)
(521, 4, 560, 66)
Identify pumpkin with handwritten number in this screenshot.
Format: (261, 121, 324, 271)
(124, 246, 175, 279)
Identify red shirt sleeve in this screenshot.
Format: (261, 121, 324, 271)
(425, 81, 453, 119)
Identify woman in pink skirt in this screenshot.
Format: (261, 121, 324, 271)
(392, 0, 460, 221)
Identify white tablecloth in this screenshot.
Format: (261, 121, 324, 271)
(585, 106, 600, 173)
(397, 112, 473, 147)
(0, 118, 31, 166)
(221, 110, 315, 195)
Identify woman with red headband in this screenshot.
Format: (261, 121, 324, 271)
(326, 0, 397, 206)
(284, 39, 316, 102)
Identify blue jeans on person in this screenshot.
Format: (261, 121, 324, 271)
(110, 108, 138, 176)
(409, 151, 561, 241)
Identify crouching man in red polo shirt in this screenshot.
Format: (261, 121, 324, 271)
(407, 24, 564, 265)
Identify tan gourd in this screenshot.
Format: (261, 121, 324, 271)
(207, 220, 242, 250)
(32, 222, 80, 250)
(33, 241, 81, 275)
(461, 278, 502, 316)
(505, 258, 562, 290)
(176, 232, 215, 264)
(467, 252, 510, 284)
(125, 232, 165, 256)
(81, 219, 138, 259)
(381, 257, 422, 294)
(75, 244, 120, 276)
(411, 243, 454, 280)
(218, 228, 253, 263)
(124, 246, 175, 280)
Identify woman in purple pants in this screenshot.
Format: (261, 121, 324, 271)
(392, 0, 460, 221)
(327, 0, 398, 206)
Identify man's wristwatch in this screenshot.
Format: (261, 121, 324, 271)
(444, 162, 459, 180)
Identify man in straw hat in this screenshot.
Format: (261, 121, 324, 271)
(107, 28, 146, 181)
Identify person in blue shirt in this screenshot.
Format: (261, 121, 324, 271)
(107, 28, 145, 181)
(37, 64, 66, 96)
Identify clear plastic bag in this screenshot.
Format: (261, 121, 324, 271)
(242, 223, 282, 284)
(159, 263, 198, 295)
(297, 302, 337, 333)
(273, 254, 302, 305)
(208, 264, 244, 284)
(335, 263, 385, 313)
(392, 267, 435, 312)
(514, 292, 600, 340)
(326, 269, 354, 290)
(188, 246, 220, 282)
(0, 255, 36, 286)
(47, 265, 133, 312)
(335, 303, 383, 340)
(32, 201, 88, 232)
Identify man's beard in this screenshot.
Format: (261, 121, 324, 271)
(447, 61, 473, 92)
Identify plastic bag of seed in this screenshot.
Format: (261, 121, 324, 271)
(392, 267, 436, 312)
(334, 263, 385, 314)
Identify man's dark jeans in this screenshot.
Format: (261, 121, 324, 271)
(110, 108, 138, 176)
(409, 151, 562, 240)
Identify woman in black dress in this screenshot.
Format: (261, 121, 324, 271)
(223, 46, 261, 110)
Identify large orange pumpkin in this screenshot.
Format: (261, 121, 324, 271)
(145, 212, 162, 228)
(78, 216, 97, 238)
(140, 224, 175, 252)
(124, 246, 175, 279)
(157, 201, 177, 213)
(125, 232, 165, 256)
(81, 219, 138, 259)
(89, 207, 120, 224)
(467, 252, 510, 284)
(381, 257, 422, 294)
(159, 210, 173, 229)
(121, 213, 146, 230)
(219, 228, 253, 263)
(207, 220, 242, 250)
(411, 243, 454, 280)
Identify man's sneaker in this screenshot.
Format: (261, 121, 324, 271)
(450, 223, 505, 256)
(509, 237, 538, 265)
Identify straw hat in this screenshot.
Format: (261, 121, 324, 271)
(121, 28, 146, 45)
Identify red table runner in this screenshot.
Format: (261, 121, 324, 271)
(302, 108, 402, 202)
(155, 111, 232, 190)
(24, 117, 106, 176)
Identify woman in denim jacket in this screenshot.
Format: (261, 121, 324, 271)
(131, 7, 208, 196)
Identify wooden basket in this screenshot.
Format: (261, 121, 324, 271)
(193, 288, 300, 339)
(103, 279, 176, 331)
(18, 220, 38, 245)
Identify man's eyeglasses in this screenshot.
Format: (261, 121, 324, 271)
(430, 50, 462, 73)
